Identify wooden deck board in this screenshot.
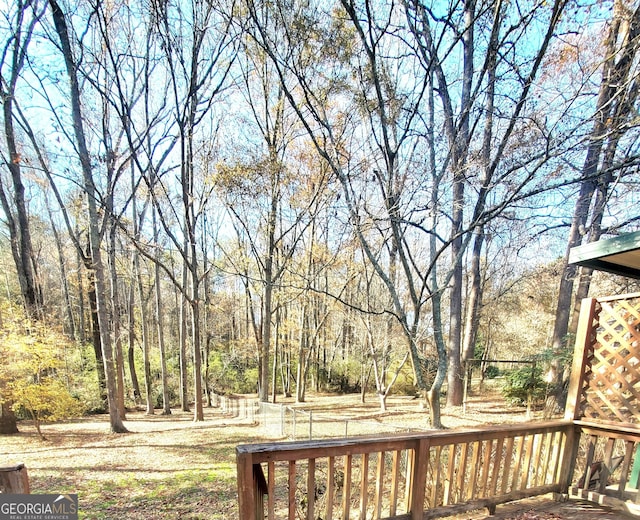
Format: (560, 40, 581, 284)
(439, 494, 637, 519)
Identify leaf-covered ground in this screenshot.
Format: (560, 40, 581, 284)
(1, 407, 246, 519)
(0, 392, 629, 519)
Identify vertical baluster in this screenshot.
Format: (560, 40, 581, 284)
(511, 436, 525, 492)
(489, 437, 504, 497)
(511, 436, 525, 491)
(531, 432, 544, 488)
(521, 434, 535, 489)
(599, 437, 615, 494)
(374, 451, 385, 519)
(628, 441, 640, 504)
(389, 450, 400, 516)
(479, 439, 493, 498)
(633, 442, 640, 504)
(359, 453, 369, 519)
(501, 437, 514, 495)
(342, 454, 352, 520)
(551, 430, 564, 484)
(581, 435, 597, 490)
(618, 440, 635, 498)
(468, 440, 481, 501)
(404, 448, 413, 512)
(288, 461, 296, 520)
(455, 443, 468, 503)
(444, 444, 456, 506)
(327, 456, 335, 520)
(540, 431, 553, 486)
(268, 461, 275, 520)
(430, 445, 442, 507)
(307, 458, 315, 520)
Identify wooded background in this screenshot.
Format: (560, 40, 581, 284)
(1, 0, 639, 432)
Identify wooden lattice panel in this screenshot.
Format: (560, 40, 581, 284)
(582, 296, 640, 424)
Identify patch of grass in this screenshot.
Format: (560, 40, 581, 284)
(73, 467, 237, 519)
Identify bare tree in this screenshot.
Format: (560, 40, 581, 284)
(48, 0, 127, 432)
(244, 0, 570, 426)
(550, 0, 640, 407)
(218, 41, 328, 402)
(0, 0, 45, 318)
(244, 0, 446, 423)
(147, 0, 237, 421)
(405, 0, 568, 406)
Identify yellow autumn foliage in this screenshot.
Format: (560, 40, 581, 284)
(0, 303, 85, 438)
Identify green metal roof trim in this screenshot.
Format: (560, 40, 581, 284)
(568, 230, 640, 279)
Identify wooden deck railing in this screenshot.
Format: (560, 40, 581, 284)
(237, 420, 576, 519)
(0, 464, 30, 493)
(570, 421, 640, 515)
(236, 293, 640, 519)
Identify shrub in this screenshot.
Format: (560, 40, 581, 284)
(10, 377, 84, 439)
(501, 364, 547, 407)
(207, 346, 259, 394)
(154, 385, 179, 409)
(0, 311, 85, 439)
(484, 364, 501, 379)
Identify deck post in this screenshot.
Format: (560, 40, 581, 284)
(0, 464, 30, 494)
(236, 450, 257, 519)
(559, 297, 598, 493)
(557, 423, 580, 494)
(409, 438, 429, 520)
(564, 297, 598, 422)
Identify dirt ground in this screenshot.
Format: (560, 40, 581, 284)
(1, 389, 636, 519)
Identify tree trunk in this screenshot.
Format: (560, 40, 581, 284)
(76, 239, 86, 344)
(46, 196, 76, 339)
(271, 309, 279, 403)
(427, 73, 446, 430)
(185, 194, 204, 421)
(429, 291, 447, 430)
(127, 281, 141, 404)
(127, 342, 141, 405)
(87, 269, 107, 410)
(178, 267, 190, 411)
(258, 180, 279, 403)
(427, 388, 442, 429)
(154, 210, 171, 415)
(201, 220, 213, 409)
(552, 2, 640, 353)
(135, 255, 154, 415)
(0, 402, 18, 434)
(190, 290, 204, 421)
(446, 244, 464, 407)
(260, 273, 273, 403)
(1, 34, 42, 318)
(114, 296, 127, 418)
(569, 126, 620, 334)
(109, 222, 127, 421)
(568, 183, 609, 335)
(446, 0, 474, 408)
(278, 305, 292, 397)
(551, 179, 598, 352)
(296, 305, 308, 403)
(462, 227, 485, 362)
